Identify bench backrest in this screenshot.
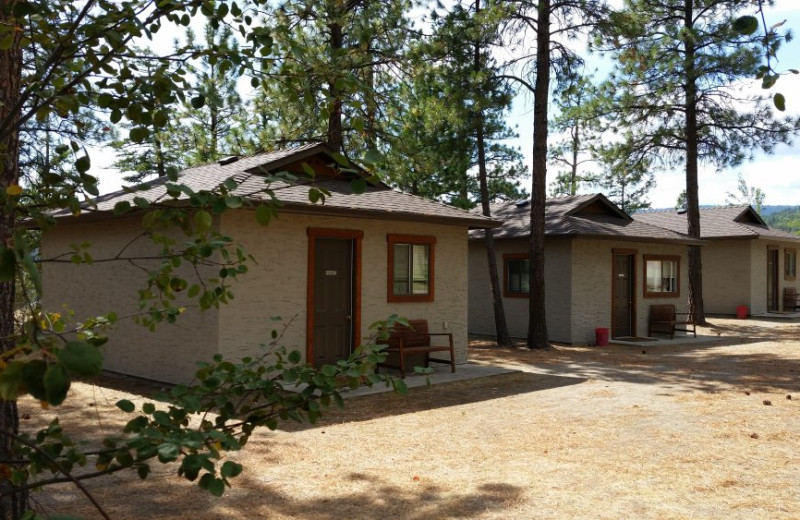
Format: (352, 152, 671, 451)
(388, 319, 430, 347)
(649, 304, 676, 321)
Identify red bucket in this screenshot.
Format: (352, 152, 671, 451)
(595, 327, 610, 346)
(736, 305, 748, 319)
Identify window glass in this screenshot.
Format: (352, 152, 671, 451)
(786, 249, 797, 280)
(393, 244, 411, 294)
(387, 235, 435, 302)
(644, 256, 679, 297)
(507, 258, 530, 294)
(411, 244, 430, 294)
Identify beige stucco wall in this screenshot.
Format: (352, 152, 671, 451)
(469, 238, 690, 345)
(219, 210, 471, 365)
(42, 210, 472, 383)
(701, 239, 800, 315)
(749, 241, 768, 315)
(700, 240, 752, 314)
(570, 240, 689, 344)
(751, 239, 800, 314)
(41, 216, 221, 383)
(467, 238, 573, 342)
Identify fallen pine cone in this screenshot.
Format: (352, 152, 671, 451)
(745, 391, 751, 396)
(787, 395, 792, 400)
(750, 433, 759, 439)
(763, 400, 772, 406)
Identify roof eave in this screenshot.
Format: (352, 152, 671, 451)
(244, 143, 389, 189)
(277, 203, 500, 229)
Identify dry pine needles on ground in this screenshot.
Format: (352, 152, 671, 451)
(24, 317, 800, 519)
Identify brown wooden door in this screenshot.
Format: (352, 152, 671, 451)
(612, 253, 635, 338)
(768, 247, 779, 312)
(312, 238, 354, 367)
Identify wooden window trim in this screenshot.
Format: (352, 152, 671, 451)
(503, 253, 530, 298)
(785, 248, 797, 281)
(387, 234, 436, 303)
(643, 254, 681, 298)
(306, 228, 363, 365)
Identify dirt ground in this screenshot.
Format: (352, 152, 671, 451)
(23, 317, 800, 519)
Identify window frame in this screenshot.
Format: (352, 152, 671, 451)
(387, 234, 436, 302)
(503, 253, 530, 298)
(643, 254, 681, 298)
(785, 248, 797, 281)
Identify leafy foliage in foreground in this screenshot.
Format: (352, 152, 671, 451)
(2, 318, 406, 505)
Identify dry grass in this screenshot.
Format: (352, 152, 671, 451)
(24, 317, 800, 519)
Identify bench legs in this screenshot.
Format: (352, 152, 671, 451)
(377, 350, 455, 379)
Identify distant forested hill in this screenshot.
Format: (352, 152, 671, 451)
(760, 205, 795, 217)
(763, 206, 800, 235)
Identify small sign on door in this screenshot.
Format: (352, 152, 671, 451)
(325, 270, 337, 276)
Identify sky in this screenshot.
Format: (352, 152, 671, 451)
(508, 4, 800, 209)
(90, 3, 800, 211)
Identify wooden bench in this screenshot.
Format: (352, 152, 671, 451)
(648, 304, 696, 339)
(784, 287, 799, 311)
(376, 319, 455, 378)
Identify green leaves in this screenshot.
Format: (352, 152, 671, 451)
(350, 178, 367, 195)
(732, 15, 759, 36)
(194, 210, 213, 232)
(75, 155, 91, 174)
(43, 365, 70, 406)
(117, 399, 136, 413)
(774, 93, 786, 112)
(57, 341, 103, 376)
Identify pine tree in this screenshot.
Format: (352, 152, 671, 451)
(181, 24, 247, 165)
(258, 0, 411, 155)
(109, 51, 184, 184)
(383, 1, 527, 208)
(548, 71, 601, 196)
(598, 0, 800, 324)
(503, 0, 609, 348)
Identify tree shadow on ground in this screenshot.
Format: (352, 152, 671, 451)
(469, 319, 800, 395)
(36, 465, 524, 520)
(281, 371, 585, 432)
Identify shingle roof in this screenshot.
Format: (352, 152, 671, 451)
(470, 194, 700, 243)
(55, 144, 497, 229)
(636, 206, 800, 242)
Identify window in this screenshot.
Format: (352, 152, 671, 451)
(387, 234, 435, 302)
(786, 249, 797, 280)
(644, 255, 680, 297)
(503, 254, 530, 297)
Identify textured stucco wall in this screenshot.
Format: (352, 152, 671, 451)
(467, 238, 573, 342)
(41, 216, 221, 383)
(219, 211, 471, 365)
(750, 238, 800, 315)
(701, 240, 752, 315)
(570, 239, 689, 344)
(750, 241, 768, 315)
(42, 210, 472, 383)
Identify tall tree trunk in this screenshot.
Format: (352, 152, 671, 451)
(683, 0, 706, 325)
(364, 56, 376, 150)
(527, 0, 550, 349)
(0, 0, 27, 516)
(327, 14, 344, 152)
(569, 123, 579, 195)
(474, 0, 511, 348)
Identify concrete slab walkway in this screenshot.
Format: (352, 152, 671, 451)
(336, 363, 518, 398)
